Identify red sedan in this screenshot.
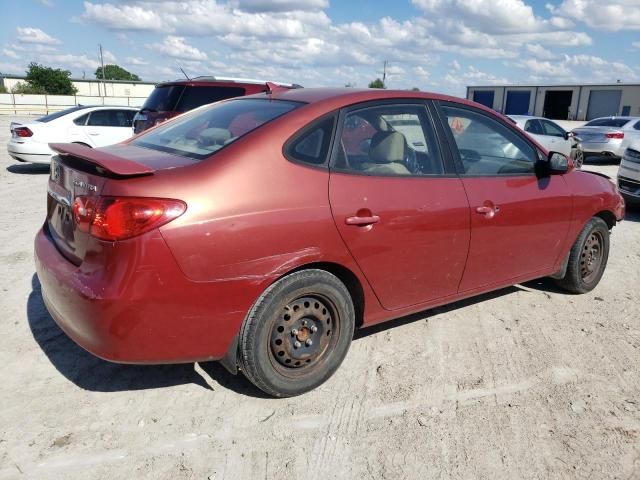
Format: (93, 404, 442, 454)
(35, 88, 625, 397)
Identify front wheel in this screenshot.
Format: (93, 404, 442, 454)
(555, 217, 610, 293)
(239, 269, 355, 397)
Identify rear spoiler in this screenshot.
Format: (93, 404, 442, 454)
(49, 143, 154, 176)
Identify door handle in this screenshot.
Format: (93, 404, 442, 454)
(475, 205, 500, 218)
(88, 132, 100, 136)
(345, 215, 380, 226)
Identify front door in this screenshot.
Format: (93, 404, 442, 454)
(439, 103, 572, 292)
(329, 102, 470, 310)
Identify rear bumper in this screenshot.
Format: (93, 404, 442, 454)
(618, 174, 640, 199)
(34, 225, 248, 364)
(7, 140, 53, 164)
(581, 140, 624, 157)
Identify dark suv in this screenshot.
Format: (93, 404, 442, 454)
(133, 77, 302, 134)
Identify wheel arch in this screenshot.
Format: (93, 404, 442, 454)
(71, 142, 92, 148)
(594, 210, 616, 229)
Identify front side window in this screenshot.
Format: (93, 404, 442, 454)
(443, 105, 537, 175)
(541, 120, 566, 137)
(133, 98, 301, 160)
(335, 104, 444, 176)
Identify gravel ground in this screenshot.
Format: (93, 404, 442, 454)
(0, 116, 639, 480)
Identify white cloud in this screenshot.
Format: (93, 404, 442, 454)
(633, 41, 640, 49)
(147, 36, 208, 61)
(515, 53, 638, 83)
(231, 0, 328, 12)
(16, 26, 61, 45)
(549, 0, 640, 31)
(526, 44, 556, 60)
(125, 56, 148, 65)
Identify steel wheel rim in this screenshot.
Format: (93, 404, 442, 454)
(580, 231, 604, 283)
(573, 148, 584, 168)
(268, 294, 339, 377)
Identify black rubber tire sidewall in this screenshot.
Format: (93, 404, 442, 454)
(556, 217, 610, 294)
(239, 269, 355, 397)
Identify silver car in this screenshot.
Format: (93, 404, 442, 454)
(618, 144, 640, 204)
(572, 116, 640, 160)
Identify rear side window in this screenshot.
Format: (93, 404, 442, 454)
(584, 118, 631, 128)
(87, 110, 135, 127)
(73, 113, 89, 126)
(176, 86, 246, 112)
(133, 98, 302, 160)
(524, 119, 543, 135)
(285, 116, 335, 166)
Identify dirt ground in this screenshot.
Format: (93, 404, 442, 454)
(0, 116, 638, 480)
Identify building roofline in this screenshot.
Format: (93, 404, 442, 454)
(468, 83, 640, 88)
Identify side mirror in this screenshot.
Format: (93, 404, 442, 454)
(563, 131, 570, 141)
(549, 152, 569, 174)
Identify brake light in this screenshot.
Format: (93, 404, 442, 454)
(14, 127, 33, 137)
(73, 196, 186, 241)
(606, 132, 624, 139)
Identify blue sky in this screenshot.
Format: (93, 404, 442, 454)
(1, 0, 639, 96)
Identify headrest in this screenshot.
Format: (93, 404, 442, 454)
(199, 128, 231, 146)
(369, 131, 406, 164)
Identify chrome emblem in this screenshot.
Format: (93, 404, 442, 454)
(51, 161, 61, 181)
(73, 180, 98, 192)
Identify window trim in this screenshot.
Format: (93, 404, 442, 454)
(282, 112, 338, 170)
(328, 99, 454, 178)
(434, 100, 543, 178)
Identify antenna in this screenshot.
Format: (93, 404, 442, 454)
(179, 67, 190, 81)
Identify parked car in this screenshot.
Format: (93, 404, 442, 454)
(509, 115, 584, 167)
(7, 105, 138, 164)
(35, 89, 624, 397)
(618, 144, 640, 205)
(132, 76, 302, 134)
(571, 116, 640, 161)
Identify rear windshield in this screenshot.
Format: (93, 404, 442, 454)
(141, 85, 248, 113)
(132, 98, 302, 160)
(584, 118, 631, 128)
(37, 106, 86, 123)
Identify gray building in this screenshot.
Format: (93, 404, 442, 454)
(466, 83, 640, 121)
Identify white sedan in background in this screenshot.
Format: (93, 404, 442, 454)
(508, 115, 575, 158)
(7, 105, 138, 164)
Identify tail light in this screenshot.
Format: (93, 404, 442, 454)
(73, 196, 186, 241)
(606, 132, 624, 139)
(14, 127, 33, 137)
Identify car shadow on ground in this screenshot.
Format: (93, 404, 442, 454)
(7, 163, 50, 175)
(27, 274, 268, 397)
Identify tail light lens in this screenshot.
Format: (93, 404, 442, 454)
(606, 132, 624, 139)
(73, 196, 186, 241)
(14, 127, 33, 137)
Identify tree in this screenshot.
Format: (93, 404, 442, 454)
(11, 82, 47, 94)
(368, 78, 385, 89)
(411, 87, 420, 91)
(0, 84, 7, 94)
(95, 64, 140, 81)
(23, 62, 77, 95)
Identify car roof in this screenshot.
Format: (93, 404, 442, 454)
(257, 87, 489, 114)
(586, 116, 639, 122)
(156, 76, 302, 89)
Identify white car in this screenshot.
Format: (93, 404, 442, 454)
(508, 115, 574, 158)
(7, 105, 138, 164)
(618, 144, 640, 204)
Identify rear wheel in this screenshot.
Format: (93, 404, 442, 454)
(555, 217, 610, 293)
(571, 146, 584, 169)
(239, 269, 355, 397)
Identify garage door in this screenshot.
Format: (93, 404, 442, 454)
(473, 90, 495, 109)
(586, 90, 622, 120)
(505, 91, 531, 115)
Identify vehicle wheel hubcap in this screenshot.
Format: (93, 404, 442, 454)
(580, 232, 603, 282)
(270, 296, 334, 369)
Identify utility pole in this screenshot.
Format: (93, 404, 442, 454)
(377, 60, 388, 87)
(99, 44, 106, 97)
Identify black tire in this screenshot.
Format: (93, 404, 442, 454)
(555, 217, 610, 294)
(239, 269, 355, 397)
(572, 147, 584, 169)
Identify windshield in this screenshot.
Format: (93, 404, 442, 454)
(37, 106, 86, 123)
(132, 98, 302, 160)
(584, 118, 631, 128)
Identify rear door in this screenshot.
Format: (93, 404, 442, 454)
(329, 101, 470, 310)
(82, 109, 135, 146)
(437, 102, 572, 292)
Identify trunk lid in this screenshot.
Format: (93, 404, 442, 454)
(46, 143, 194, 264)
(572, 126, 621, 143)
